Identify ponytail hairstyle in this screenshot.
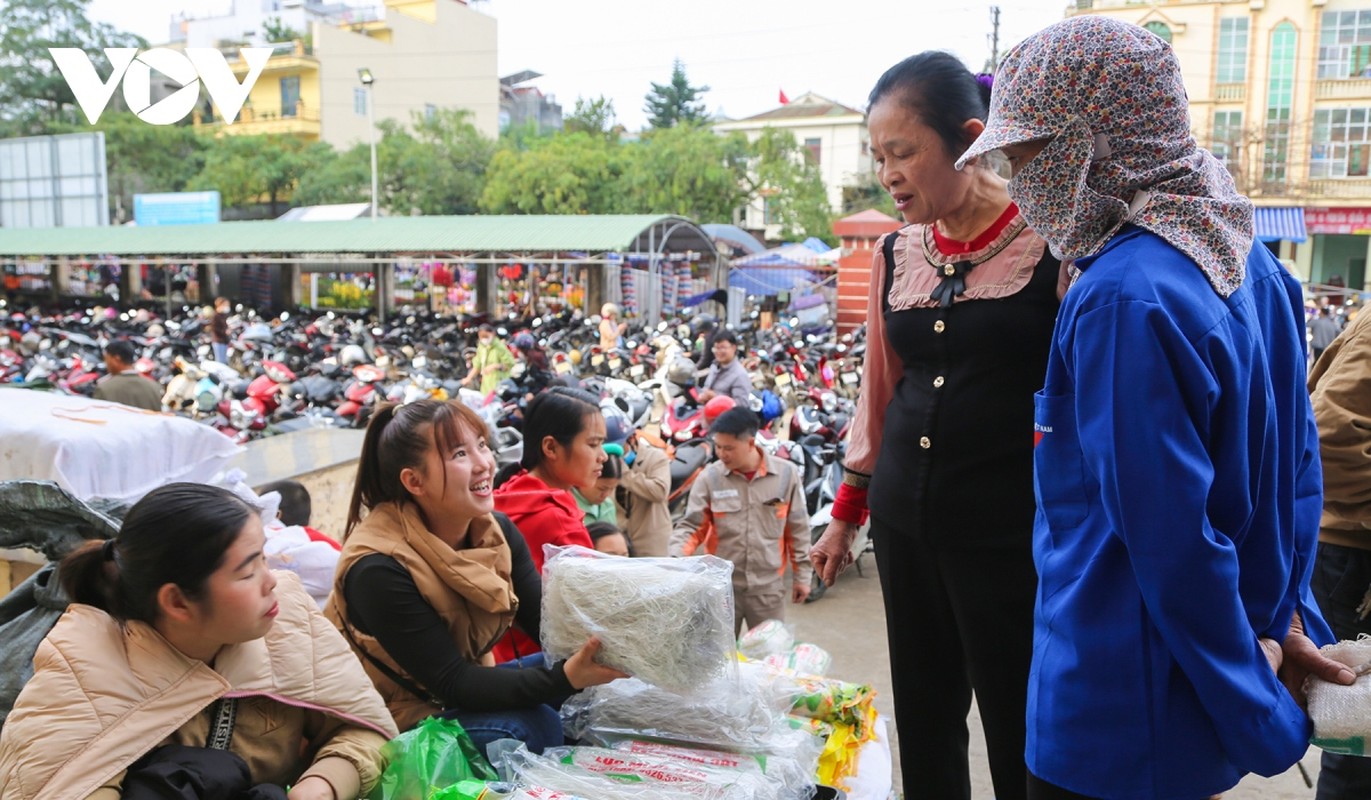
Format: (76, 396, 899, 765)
(347, 398, 491, 535)
(59, 483, 256, 623)
(521, 386, 602, 473)
(868, 51, 992, 159)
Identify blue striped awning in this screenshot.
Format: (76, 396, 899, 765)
(1254, 207, 1307, 243)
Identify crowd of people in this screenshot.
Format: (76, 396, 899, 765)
(3, 15, 1371, 800)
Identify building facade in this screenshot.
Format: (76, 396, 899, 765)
(713, 93, 872, 241)
(188, 0, 499, 147)
(1074, 0, 1371, 293)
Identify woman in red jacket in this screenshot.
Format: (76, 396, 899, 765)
(493, 387, 608, 659)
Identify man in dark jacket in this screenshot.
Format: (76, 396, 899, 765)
(94, 341, 162, 412)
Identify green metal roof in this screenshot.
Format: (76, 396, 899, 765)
(0, 214, 716, 257)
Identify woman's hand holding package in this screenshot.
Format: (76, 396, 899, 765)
(564, 636, 629, 690)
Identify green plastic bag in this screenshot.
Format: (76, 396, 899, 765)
(370, 716, 498, 800)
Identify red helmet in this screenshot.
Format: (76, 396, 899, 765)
(703, 395, 737, 426)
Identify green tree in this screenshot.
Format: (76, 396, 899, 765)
(618, 125, 747, 221)
(743, 128, 835, 244)
(841, 173, 897, 218)
(564, 95, 617, 138)
(262, 16, 302, 43)
(296, 108, 494, 214)
(480, 132, 624, 214)
(52, 111, 209, 223)
(644, 59, 709, 129)
(0, 0, 147, 135)
(190, 134, 333, 216)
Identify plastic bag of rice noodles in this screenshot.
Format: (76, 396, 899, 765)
(540, 544, 736, 693)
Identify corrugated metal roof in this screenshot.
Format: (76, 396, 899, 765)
(0, 215, 707, 256)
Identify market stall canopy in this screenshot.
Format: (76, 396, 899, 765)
(701, 223, 766, 255)
(728, 237, 836, 296)
(1254, 207, 1307, 243)
(0, 215, 720, 259)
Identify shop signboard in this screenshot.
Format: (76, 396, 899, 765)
(1306, 207, 1371, 234)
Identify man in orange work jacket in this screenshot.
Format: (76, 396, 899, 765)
(670, 407, 813, 634)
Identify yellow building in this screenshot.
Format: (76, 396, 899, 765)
(193, 0, 498, 148)
(1073, 0, 1371, 292)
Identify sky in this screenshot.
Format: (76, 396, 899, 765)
(85, 0, 1072, 131)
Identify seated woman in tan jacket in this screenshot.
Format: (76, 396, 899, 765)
(0, 483, 397, 800)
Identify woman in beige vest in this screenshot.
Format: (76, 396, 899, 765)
(325, 399, 623, 759)
(0, 483, 395, 800)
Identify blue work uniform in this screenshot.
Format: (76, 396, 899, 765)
(1029, 227, 1333, 799)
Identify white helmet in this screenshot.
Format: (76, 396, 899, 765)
(339, 344, 367, 366)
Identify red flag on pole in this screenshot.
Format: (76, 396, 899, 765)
(779, 89, 789, 105)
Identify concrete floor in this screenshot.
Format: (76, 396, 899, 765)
(788, 558, 1323, 800)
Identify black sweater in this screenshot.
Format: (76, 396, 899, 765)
(342, 520, 574, 712)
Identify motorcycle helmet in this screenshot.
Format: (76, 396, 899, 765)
(600, 402, 631, 445)
(666, 355, 695, 388)
(339, 344, 367, 366)
(18, 331, 40, 357)
(568, 348, 582, 366)
(703, 396, 736, 427)
(512, 332, 535, 351)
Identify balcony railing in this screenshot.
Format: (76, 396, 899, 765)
(1315, 77, 1371, 100)
(1215, 83, 1246, 102)
(1307, 178, 1371, 200)
(193, 102, 321, 137)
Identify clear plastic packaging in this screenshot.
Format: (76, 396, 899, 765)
(502, 743, 728, 800)
(1307, 637, 1371, 756)
(609, 740, 813, 800)
(560, 663, 824, 773)
(540, 544, 737, 693)
(738, 620, 795, 660)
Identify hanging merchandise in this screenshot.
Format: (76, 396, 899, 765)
(540, 545, 736, 694)
(432, 262, 455, 288)
(675, 262, 695, 312)
(619, 261, 637, 315)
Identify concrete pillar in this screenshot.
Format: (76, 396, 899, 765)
(586, 262, 605, 318)
(120, 261, 142, 307)
(476, 262, 496, 314)
(278, 263, 301, 310)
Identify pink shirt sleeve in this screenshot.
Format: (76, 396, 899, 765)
(843, 232, 905, 477)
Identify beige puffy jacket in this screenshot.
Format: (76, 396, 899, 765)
(0, 571, 397, 800)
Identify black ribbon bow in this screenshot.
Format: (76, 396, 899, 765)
(930, 260, 975, 308)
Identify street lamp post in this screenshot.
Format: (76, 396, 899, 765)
(358, 68, 377, 221)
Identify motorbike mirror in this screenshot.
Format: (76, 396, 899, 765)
(372, 327, 383, 336)
(532, 318, 543, 328)
(789, 317, 800, 328)
(280, 312, 290, 322)
(657, 321, 669, 332)
(837, 343, 847, 353)
(626, 340, 637, 349)
(327, 311, 336, 320)
(406, 315, 417, 325)
(497, 326, 509, 336)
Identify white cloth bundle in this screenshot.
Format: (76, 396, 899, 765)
(540, 545, 736, 693)
(1308, 637, 1371, 756)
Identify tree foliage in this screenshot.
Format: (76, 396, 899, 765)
(644, 59, 709, 129)
(564, 95, 617, 138)
(262, 17, 303, 44)
(480, 132, 624, 214)
(189, 134, 333, 216)
(742, 128, 835, 244)
(0, 0, 146, 136)
(618, 125, 747, 221)
(381, 108, 495, 215)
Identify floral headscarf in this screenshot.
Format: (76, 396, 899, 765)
(956, 16, 1253, 297)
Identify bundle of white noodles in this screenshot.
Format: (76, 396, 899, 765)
(540, 545, 736, 693)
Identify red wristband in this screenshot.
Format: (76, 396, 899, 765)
(832, 482, 870, 526)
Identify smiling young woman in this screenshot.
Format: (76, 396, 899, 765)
(326, 398, 623, 761)
(0, 483, 395, 800)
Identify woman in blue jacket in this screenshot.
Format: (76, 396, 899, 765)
(956, 16, 1356, 800)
